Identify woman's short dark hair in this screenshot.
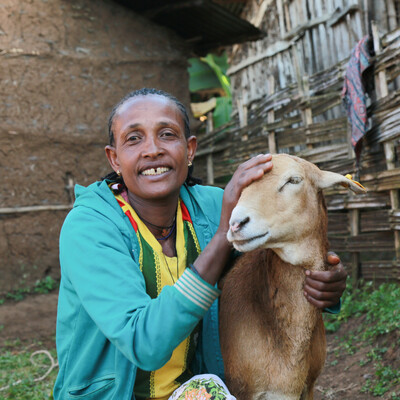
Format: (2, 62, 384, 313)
(103, 88, 201, 187)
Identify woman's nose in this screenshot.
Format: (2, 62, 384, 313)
(142, 136, 163, 157)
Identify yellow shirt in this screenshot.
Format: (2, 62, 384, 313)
(115, 195, 201, 400)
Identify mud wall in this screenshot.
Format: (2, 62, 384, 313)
(0, 0, 191, 294)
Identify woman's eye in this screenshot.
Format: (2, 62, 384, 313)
(161, 131, 176, 138)
(127, 134, 140, 142)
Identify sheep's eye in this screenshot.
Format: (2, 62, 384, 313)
(279, 176, 303, 191)
(287, 176, 302, 184)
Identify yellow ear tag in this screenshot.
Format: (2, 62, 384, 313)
(345, 174, 366, 190)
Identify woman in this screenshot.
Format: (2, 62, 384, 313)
(54, 88, 347, 399)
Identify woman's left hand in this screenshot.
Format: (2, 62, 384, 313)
(303, 252, 348, 309)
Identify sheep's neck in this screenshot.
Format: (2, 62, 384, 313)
(268, 210, 329, 271)
(254, 250, 323, 365)
(271, 235, 326, 271)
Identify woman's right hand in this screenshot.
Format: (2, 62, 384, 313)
(218, 153, 273, 236)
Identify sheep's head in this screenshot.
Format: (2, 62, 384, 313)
(227, 154, 366, 266)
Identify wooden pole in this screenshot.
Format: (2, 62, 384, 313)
(372, 21, 400, 260)
(363, 0, 370, 36)
(346, 121, 356, 159)
(283, 0, 292, 32)
(350, 209, 361, 283)
(1, 175, 75, 214)
(65, 173, 75, 204)
(237, 94, 248, 141)
(387, 0, 397, 31)
(267, 75, 277, 154)
(0, 204, 72, 214)
(276, 0, 286, 37)
(301, 75, 313, 150)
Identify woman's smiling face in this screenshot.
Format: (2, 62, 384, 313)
(105, 95, 197, 202)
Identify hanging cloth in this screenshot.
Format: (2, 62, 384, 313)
(341, 35, 374, 161)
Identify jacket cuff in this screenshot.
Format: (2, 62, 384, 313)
(324, 299, 341, 314)
(175, 268, 221, 311)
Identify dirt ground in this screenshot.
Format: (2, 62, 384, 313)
(0, 293, 398, 399)
(0, 293, 58, 350)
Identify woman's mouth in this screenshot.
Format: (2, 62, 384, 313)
(141, 167, 171, 176)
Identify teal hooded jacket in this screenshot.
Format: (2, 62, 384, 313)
(54, 180, 225, 399)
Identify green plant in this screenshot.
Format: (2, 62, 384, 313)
(324, 281, 400, 397)
(34, 276, 57, 294)
(324, 281, 400, 339)
(1, 276, 59, 303)
(0, 340, 57, 399)
(339, 333, 357, 355)
(361, 362, 400, 397)
(188, 53, 232, 128)
(5, 287, 30, 301)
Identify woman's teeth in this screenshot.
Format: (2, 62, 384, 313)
(141, 167, 170, 176)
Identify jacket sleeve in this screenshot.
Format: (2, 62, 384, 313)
(60, 207, 220, 371)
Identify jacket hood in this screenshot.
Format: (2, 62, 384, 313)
(74, 180, 117, 210)
(73, 180, 133, 237)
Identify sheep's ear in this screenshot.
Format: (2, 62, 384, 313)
(317, 170, 367, 194)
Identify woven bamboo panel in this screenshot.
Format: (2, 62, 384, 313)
(228, 0, 399, 105)
(195, 24, 400, 282)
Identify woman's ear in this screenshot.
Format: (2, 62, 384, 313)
(105, 145, 120, 173)
(186, 135, 197, 163)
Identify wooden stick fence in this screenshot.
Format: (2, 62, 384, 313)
(195, 25, 400, 283)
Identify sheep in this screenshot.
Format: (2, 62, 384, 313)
(219, 154, 366, 400)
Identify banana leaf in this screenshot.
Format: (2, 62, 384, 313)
(213, 96, 232, 128)
(188, 53, 230, 94)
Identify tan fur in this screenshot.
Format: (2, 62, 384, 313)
(220, 154, 364, 400)
(220, 250, 326, 400)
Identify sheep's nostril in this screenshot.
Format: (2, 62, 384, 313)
(230, 216, 250, 232)
(240, 216, 250, 227)
(230, 222, 240, 232)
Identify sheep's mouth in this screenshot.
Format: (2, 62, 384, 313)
(232, 231, 269, 246)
